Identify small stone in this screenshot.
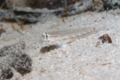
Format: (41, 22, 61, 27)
(12, 52, 32, 75)
(98, 34, 112, 43)
(0, 41, 26, 57)
(0, 29, 5, 36)
(0, 68, 13, 79)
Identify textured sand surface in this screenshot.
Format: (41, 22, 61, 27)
(0, 10, 120, 80)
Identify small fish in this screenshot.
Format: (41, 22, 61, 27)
(43, 26, 104, 45)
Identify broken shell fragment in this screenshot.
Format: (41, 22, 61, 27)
(98, 34, 112, 43)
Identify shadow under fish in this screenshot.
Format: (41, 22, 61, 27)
(40, 44, 61, 53)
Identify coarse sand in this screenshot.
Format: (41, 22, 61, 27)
(0, 10, 120, 80)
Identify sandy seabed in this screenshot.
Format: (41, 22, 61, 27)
(0, 10, 120, 80)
